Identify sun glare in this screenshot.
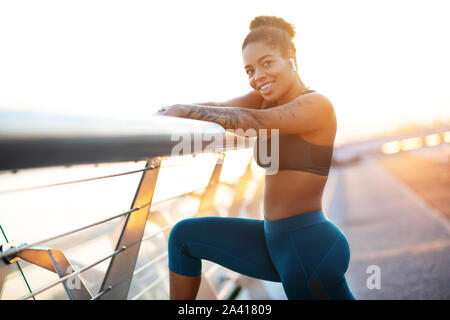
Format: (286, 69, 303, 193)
(424, 134, 441, 147)
(0, 0, 449, 145)
(381, 141, 401, 154)
(400, 137, 423, 151)
(443, 131, 450, 143)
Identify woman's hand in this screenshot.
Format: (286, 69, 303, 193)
(155, 104, 187, 117)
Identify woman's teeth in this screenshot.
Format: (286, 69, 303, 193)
(260, 83, 273, 91)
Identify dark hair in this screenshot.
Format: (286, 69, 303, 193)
(242, 16, 297, 61)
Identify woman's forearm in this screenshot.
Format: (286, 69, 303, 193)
(195, 102, 227, 107)
(171, 104, 262, 132)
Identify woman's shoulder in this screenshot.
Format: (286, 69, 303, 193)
(295, 90, 334, 112)
(294, 89, 337, 131)
(301, 89, 330, 101)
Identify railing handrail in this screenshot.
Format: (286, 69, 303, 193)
(0, 110, 263, 300)
(0, 110, 252, 171)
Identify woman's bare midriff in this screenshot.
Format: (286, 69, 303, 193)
(263, 171, 328, 220)
(263, 127, 336, 221)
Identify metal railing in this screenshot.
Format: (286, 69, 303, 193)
(0, 110, 265, 300)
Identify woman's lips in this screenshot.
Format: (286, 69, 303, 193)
(259, 82, 274, 95)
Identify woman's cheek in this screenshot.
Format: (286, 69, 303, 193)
(249, 77, 255, 88)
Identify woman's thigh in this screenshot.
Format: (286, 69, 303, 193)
(168, 216, 281, 282)
(266, 221, 354, 300)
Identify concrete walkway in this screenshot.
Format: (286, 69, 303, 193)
(327, 158, 450, 299)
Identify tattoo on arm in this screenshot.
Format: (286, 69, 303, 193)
(273, 97, 312, 121)
(179, 104, 261, 131)
(177, 97, 314, 133)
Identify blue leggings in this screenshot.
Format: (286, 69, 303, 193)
(168, 210, 355, 300)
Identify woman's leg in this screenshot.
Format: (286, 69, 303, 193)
(311, 231, 355, 300)
(169, 270, 201, 300)
(168, 216, 281, 299)
(264, 212, 355, 300)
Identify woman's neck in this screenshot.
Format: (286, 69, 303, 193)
(276, 75, 308, 105)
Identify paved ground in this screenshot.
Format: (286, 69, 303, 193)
(327, 155, 450, 299)
(379, 152, 449, 219)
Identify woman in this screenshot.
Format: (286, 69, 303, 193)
(158, 16, 355, 300)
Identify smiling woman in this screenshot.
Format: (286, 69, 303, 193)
(242, 15, 299, 105)
(158, 15, 355, 300)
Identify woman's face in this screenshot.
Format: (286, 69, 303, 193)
(242, 42, 295, 105)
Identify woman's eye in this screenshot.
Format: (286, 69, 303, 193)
(263, 60, 272, 67)
(246, 70, 254, 76)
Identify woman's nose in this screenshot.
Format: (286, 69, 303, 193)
(254, 69, 267, 81)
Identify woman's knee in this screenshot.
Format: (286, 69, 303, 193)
(168, 218, 204, 276)
(169, 218, 194, 248)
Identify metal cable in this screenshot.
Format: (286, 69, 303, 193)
(141, 210, 200, 242)
(140, 225, 172, 242)
(0, 224, 35, 300)
(0, 204, 145, 260)
(2, 153, 243, 259)
(0, 165, 160, 195)
(3, 150, 251, 300)
(17, 246, 126, 300)
(90, 286, 112, 300)
(1, 177, 213, 260)
(85, 214, 194, 301)
(13, 210, 188, 299)
(0, 152, 227, 195)
(87, 251, 168, 300)
(133, 252, 168, 276)
(150, 185, 207, 206)
(130, 272, 169, 300)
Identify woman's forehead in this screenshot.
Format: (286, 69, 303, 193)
(242, 42, 281, 65)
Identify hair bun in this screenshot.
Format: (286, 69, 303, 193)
(249, 16, 296, 40)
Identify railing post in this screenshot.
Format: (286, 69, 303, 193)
(14, 247, 92, 299)
(196, 153, 225, 217)
(245, 174, 265, 219)
(98, 158, 161, 299)
(228, 157, 254, 217)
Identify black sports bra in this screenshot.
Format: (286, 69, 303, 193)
(254, 134, 334, 176)
(253, 90, 334, 176)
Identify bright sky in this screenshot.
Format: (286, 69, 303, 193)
(1, 0, 449, 144)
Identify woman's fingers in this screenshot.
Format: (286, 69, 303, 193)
(155, 106, 170, 115)
(155, 104, 186, 117)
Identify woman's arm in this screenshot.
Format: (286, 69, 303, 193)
(160, 92, 335, 136)
(195, 90, 263, 109)
(253, 93, 336, 135)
